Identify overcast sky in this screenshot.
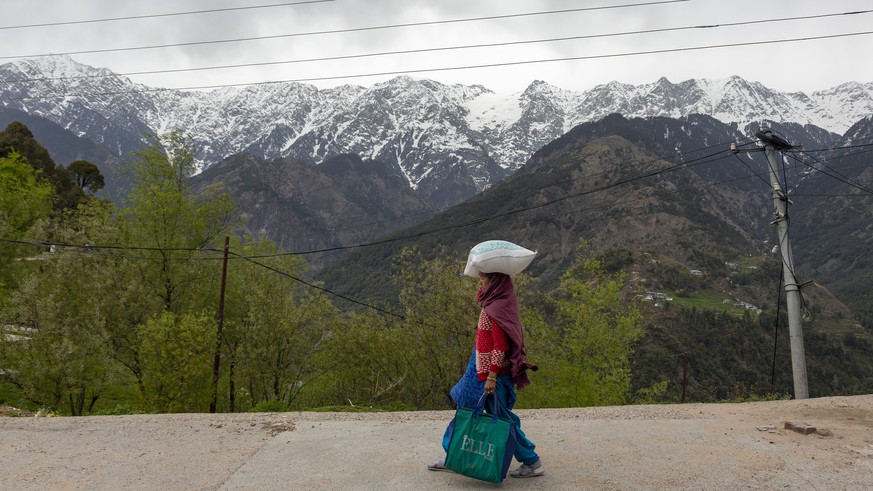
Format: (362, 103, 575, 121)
(3, 0, 872, 95)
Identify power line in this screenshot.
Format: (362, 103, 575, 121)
(793, 192, 872, 197)
(0, 235, 404, 317)
(0, 237, 227, 260)
(0, 140, 763, 262)
(9, 9, 871, 82)
(787, 153, 873, 195)
(8, 140, 865, 262)
(8, 141, 855, 324)
(206, 138, 760, 251)
(243, 149, 735, 258)
(0, 156, 776, 320)
(786, 153, 873, 197)
(3, 137, 866, 323)
(732, 153, 773, 188)
(241, 142, 765, 257)
(10, 30, 872, 97)
(214, 139, 760, 258)
(0, 146, 740, 262)
(17, 158, 871, 331)
(0, 0, 689, 60)
(797, 151, 873, 194)
(231, 252, 406, 319)
(4, 143, 865, 263)
(0, 1, 337, 31)
(0, 237, 208, 253)
(319, 138, 758, 236)
(791, 143, 873, 153)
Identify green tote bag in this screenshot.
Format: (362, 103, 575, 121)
(444, 394, 517, 483)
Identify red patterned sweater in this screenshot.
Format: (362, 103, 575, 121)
(475, 308, 512, 381)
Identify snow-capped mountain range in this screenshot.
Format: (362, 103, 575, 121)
(2, 55, 872, 206)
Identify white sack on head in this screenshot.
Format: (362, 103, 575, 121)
(463, 240, 537, 278)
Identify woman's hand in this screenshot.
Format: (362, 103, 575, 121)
(484, 378, 497, 395)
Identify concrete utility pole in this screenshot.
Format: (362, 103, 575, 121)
(731, 127, 809, 399)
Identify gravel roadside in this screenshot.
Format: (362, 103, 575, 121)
(1, 395, 871, 490)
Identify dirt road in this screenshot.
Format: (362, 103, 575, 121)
(1, 395, 871, 490)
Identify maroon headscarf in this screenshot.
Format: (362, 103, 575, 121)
(477, 273, 538, 389)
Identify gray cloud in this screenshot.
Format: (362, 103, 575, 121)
(2, 0, 872, 93)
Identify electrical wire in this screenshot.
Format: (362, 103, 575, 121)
(249, 146, 762, 266)
(230, 251, 406, 318)
(0, 145, 748, 262)
(795, 143, 873, 153)
(0, 1, 337, 30)
(0, 164, 745, 323)
(0, 152, 822, 320)
(10, 30, 871, 97)
(2, 139, 863, 316)
(781, 145, 873, 324)
(235, 148, 735, 258)
(786, 160, 814, 334)
(9, 9, 871, 82)
(320, 138, 757, 236)
(732, 153, 772, 187)
(763, 149, 798, 283)
(0, 0, 689, 60)
(7, 139, 861, 263)
(792, 155, 873, 194)
(332, 157, 766, 257)
(0, 236, 407, 317)
(0, 237, 228, 260)
(788, 153, 873, 195)
(764, 148, 824, 314)
(61, 249, 227, 261)
(786, 145, 873, 194)
(792, 192, 872, 197)
(0, 237, 212, 253)
(735, 136, 803, 287)
(199, 139, 759, 259)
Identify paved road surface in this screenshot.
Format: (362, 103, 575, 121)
(1, 395, 872, 490)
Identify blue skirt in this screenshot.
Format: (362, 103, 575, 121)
(444, 348, 540, 465)
(450, 349, 484, 409)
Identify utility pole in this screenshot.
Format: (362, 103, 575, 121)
(210, 236, 230, 413)
(731, 127, 808, 399)
(680, 352, 689, 403)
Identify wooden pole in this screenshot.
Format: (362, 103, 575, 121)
(681, 352, 689, 403)
(209, 236, 230, 413)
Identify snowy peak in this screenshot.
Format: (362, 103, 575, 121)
(1, 55, 870, 208)
(810, 82, 873, 130)
(9, 55, 106, 80)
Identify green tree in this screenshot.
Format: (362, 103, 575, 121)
(0, 122, 56, 175)
(89, 130, 236, 400)
(68, 160, 105, 194)
(0, 151, 54, 235)
(229, 241, 339, 410)
(392, 249, 479, 408)
(123, 130, 235, 313)
(139, 311, 214, 412)
(0, 151, 54, 301)
(5, 130, 236, 407)
(1, 203, 119, 415)
(523, 241, 645, 407)
(3, 273, 112, 415)
(2, 131, 237, 414)
(313, 249, 478, 410)
(0, 122, 85, 209)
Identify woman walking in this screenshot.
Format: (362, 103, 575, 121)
(429, 271, 544, 478)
